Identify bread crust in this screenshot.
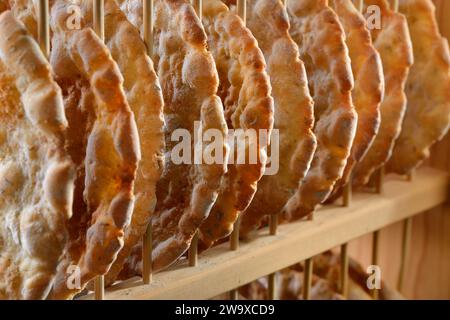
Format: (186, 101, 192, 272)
(119, 0, 228, 273)
(197, 0, 274, 248)
(327, 0, 383, 201)
(352, 0, 413, 186)
(387, 0, 450, 174)
(47, 2, 140, 299)
(282, 0, 357, 219)
(73, 0, 165, 287)
(0, 11, 75, 299)
(220, 0, 317, 237)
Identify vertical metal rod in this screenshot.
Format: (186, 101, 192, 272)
(343, 180, 352, 207)
(375, 166, 385, 194)
(37, 0, 50, 57)
(371, 230, 380, 299)
(229, 289, 238, 300)
(407, 170, 414, 182)
(269, 214, 278, 236)
(188, 231, 199, 267)
(230, 215, 241, 251)
(143, 0, 154, 58)
(93, 0, 105, 41)
(392, 0, 399, 12)
(303, 258, 313, 300)
(93, 0, 105, 300)
(191, 0, 202, 20)
(398, 217, 412, 291)
(340, 243, 349, 297)
(268, 273, 276, 300)
(237, 0, 246, 26)
(142, 224, 153, 284)
(141, 0, 155, 286)
(94, 276, 105, 300)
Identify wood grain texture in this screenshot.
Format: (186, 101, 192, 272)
(349, 0, 450, 299)
(79, 168, 448, 300)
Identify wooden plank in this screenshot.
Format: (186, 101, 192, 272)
(80, 167, 448, 300)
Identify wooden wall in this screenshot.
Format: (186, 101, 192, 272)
(349, 0, 450, 299)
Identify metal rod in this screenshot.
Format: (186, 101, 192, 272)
(188, 231, 199, 267)
(268, 273, 276, 300)
(142, 224, 153, 284)
(94, 276, 105, 300)
(392, 0, 399, 12)
(303, 258, 313, 300)
(93, 0, 105, 41)
(237, 0, 246, 25)
(371, 230, 380, 299)
(230, 215, 241, 251)
(143, 0, 154, 57)
(37, 0, 50, 57)
(269, 214, 278, 236)
(343, 179, 352, 207)
(191, 0, 202, 20)
(340, 243, 349, 297)
(93, 0, 105, 300)
(375, 166, 385, 194)
(229, 289, 238, 300)
(397, 217, 412, 291)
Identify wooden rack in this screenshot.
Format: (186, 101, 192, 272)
(80, 167, 449, 299)
(33, 0, 449, 300)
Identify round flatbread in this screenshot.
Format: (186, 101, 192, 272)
(0, 11, 75, 300)
(198, 0, 274, 248)
(327, 0, 383, 201)
(282, 0, 357, 220)
(47, 1, 141, 299)
(387, 0, 450, 174)
(352, 0, 413, 186)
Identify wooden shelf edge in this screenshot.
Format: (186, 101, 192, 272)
(80, 167, 449, 300)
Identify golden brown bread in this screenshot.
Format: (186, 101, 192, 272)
(220, 0, 317, 238)
(73, 0, 165, 287)
(387, 0, 450, 174)
(353, 0, 414, 186)
(47, 1, 141, 299)
(326, 0, 383, 201)
(0, 11, 75, 299)
(119, 0, 228, 273)
(197, 0, 274, 248)
(7, 0, 37, 38)
(282, 0, 357, 219)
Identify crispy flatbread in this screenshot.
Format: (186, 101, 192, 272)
(282, 0, 357, 219)
(71, 0, 165, 287)
(0, 11, 75, 300)
(327, 0, 383, 201)
(220, 0, 317, 237)
(387, 0, 450, 174)
(197, 0, 274, 248)
(352, 0, 413, 186)
(119, 0, 228, 273)
(47, 2, 141, 299)
(7, 0, 37, 38)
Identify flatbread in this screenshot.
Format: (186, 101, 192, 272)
(73, 0, 165, 287)
(327, 0, 383, 201)
(120, 0, 228, 273)
(0, 11, 75, 300)
(7, 0, 37, 38)
(282, 0, 357, 219)
(221, 0, 317, 238)
(352, 0, 413, 186)
(387, 0, 450, 174)
(197, 0, 274, 248)
(47, 2, 141, 299)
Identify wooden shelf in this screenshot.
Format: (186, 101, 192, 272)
(81, 167, 449, 300)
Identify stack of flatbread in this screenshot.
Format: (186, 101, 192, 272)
(1, 0, 450, 300)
